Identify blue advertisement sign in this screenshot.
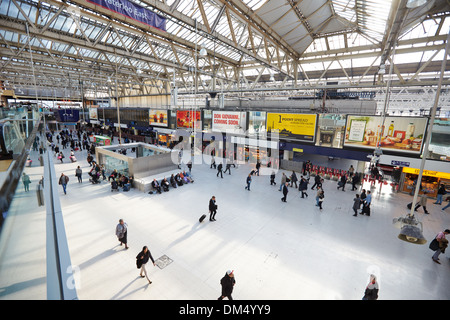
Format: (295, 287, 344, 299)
(86, 0, 166, 31)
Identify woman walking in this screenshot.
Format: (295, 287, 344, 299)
(352, 194, 361, 216)
(136, 246, 155, 284)
(115, 219, 129, 249)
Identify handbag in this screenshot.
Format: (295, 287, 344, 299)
(429, 238, 439, 251)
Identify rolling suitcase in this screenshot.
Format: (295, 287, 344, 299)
(199, 214, 206, 223)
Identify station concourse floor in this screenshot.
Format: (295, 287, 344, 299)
(1, 143, 450, 300)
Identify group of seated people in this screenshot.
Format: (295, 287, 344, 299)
(150, 171, 194, 194)
(109, 169, 134, 192)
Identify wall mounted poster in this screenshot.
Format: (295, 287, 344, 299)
(89, 107, 98, 120)
(149, 109, 168, 127)
(344, 115, 428, 154)
(176, 110, 201, 129)
(266, 113, 317, 142)
(212, 111, 247, 133)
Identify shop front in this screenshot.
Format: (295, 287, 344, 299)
(401, 167, 450, 198)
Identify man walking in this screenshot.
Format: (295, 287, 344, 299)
(59, 173, 69, 195)
(281, 182, 289, 202)
(75, 166, 82, 183)
(311, 174, 321, 190)
(434, 184, 446, 205)
(209, 196, 218, 221)
(218, 270, 236, 300)
(217, 163, 223, 178)
(245, 174, 252, 191)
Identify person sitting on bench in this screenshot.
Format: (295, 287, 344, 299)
(151, 179, 162, 194)
(170, 174, 177, 188)
(161, 177, 170, 192)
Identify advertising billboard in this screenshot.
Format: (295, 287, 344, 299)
(149, 109, 168, 127)
(266, 113, 317, 142)
(89, 107, 98, 120)
(344, 115, 428, 154)
(212, 111, 247, 133)
(315, 114, 346, 148)
(176, 110, 201, 129)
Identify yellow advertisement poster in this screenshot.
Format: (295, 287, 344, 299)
(267, 113, 317, 142)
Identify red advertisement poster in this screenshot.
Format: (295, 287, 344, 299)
(176, 110, 201, 129)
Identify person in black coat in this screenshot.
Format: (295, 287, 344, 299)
(151, 179, 162, 194)
(281, 182, 289, 202)
(136, 246, 155, 284)
(245, 174, 252, 191)
(209, 196, 217, 221)
(311, 174, 321, 190)
(270, 171, 276, 185)
(351, 173, 359, 191)
(217, 163, 223, 178)
(299, 177, 308, 198)
(170, 174, 177, 188)
(218, 270, 236, 300)
(337, 175, 347, 191)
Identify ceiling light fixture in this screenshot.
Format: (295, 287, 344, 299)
(406, 0, 429, 8)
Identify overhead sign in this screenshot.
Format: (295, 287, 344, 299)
(344, 115, 428, 154)
(391, 160, 410, 167)
(212, 111, 246, 133)
(86, 0, 166, 31)
(267, 113, 317, 142)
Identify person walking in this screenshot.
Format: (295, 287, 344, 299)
(136, 246, 155, 284)
(270, 170, 276, 186)
(255, 161, 261, 176)
(218, 270, 236, 300)
(442, 199, 450, 211)
(279, 173, 287, 191)
(59, 173, 69, 195)
(75, 166, 82, 183)
(430, 229, 450, 264)
(22, 172, 31, 192)
(311, 174, 321, 190)
(210, 155, 216, 169)
(362, 274, 379, 300)
(115, 219, 129, 249)
(317, 188, 324, 210)
(281, 182, 289, 202)
(224, 162, 232, 175)
(217, 163, 223, 178)
(434, 184, 446, 205)
(414, 193, 429, 214)
(209, 196, 217, 221)
(351, 173, 359, 191)
(363, 190, 371, 215)
(245, 174, 252, 191)
(290, 171, 298, 188)
(315, 187, 322, 207)
(337, 174, 347, 191)
(299, 177, 308, 198)
(352, 194, 361, 216)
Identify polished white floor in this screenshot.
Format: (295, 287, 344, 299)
(1, 142, 450, 300)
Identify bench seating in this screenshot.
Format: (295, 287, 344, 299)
(134, 169, 189, 193)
